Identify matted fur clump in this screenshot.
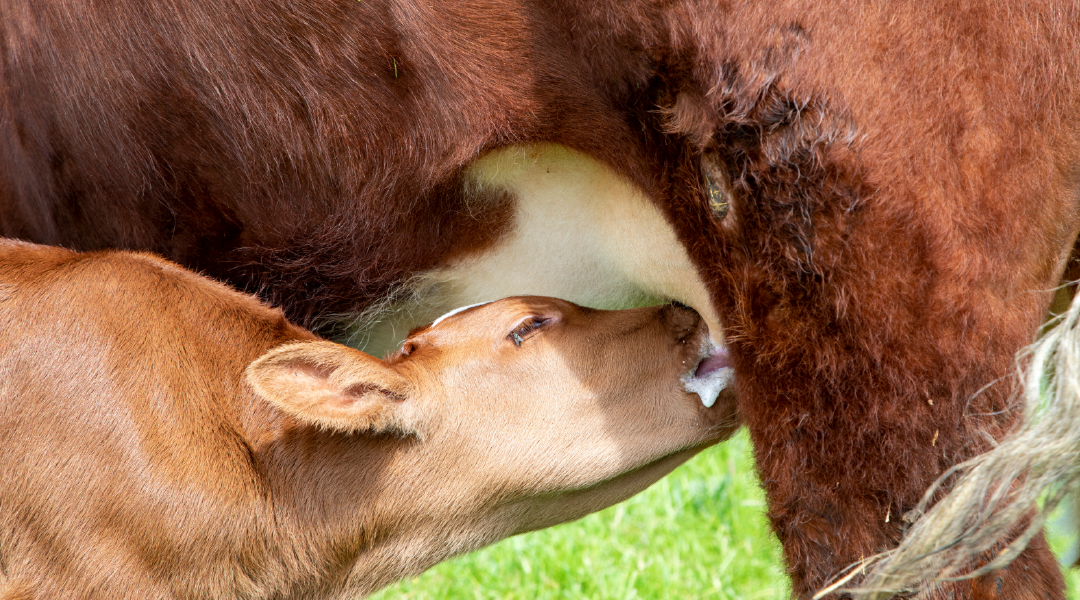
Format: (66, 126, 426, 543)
(818, 288, 1080, 599)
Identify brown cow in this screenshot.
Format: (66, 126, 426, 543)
(0, 239, 738, 600)
(2, 1, 1079, 597)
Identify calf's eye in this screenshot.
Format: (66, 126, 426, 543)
(508, 317, 549, 347)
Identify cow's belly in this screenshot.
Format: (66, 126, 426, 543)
(348, 143, 719, 358)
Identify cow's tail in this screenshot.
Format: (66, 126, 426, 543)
(817, 285, 1080, 599)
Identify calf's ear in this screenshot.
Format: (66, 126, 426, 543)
(246, 341, 418, 436)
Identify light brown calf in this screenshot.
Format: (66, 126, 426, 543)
(0, 239, 737, 600)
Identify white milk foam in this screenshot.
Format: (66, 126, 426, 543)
(683, 368, 733, 408)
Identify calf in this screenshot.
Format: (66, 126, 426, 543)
(0, 239, 738, 600)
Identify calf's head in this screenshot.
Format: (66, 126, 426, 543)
(247, 297, 737, 546)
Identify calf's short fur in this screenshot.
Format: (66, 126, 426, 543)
(0, 239, 738, 600)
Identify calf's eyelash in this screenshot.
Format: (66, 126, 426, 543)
(509, 317, 548, 346)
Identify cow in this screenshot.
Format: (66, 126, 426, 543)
(0, 239, 738, 600)
(2, 1, 1078, 597)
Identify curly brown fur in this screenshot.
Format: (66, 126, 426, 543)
(653, 2, 1080, 597)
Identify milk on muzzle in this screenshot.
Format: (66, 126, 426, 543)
(683, 341, 734, 408)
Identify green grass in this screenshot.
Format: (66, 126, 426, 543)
(370, 430, 788, 600)
(1047, 502, 1080, 598)
(372, 429, 1080, 600)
